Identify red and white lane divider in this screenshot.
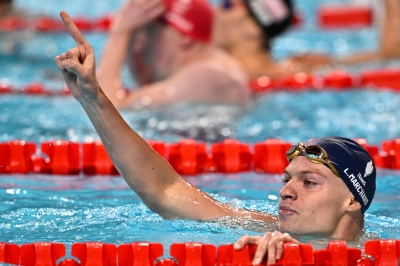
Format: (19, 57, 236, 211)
(0, 138, 399, 176)
(0, 15, 112, 32)
(0, 239, 399, 266)
(0, 83, 70, 96)
(318, 5, 373, 29)
(249, 69, 400, 94)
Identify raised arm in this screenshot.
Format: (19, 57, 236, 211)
(54, 11, 275, 222)
(338, 0, 400, 64)
(97, 0, 163, 108)
(284, 0, 400, 72)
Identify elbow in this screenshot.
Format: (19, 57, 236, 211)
(146, 202, 177, 219)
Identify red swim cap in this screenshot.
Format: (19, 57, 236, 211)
(163, 0, 213, 43)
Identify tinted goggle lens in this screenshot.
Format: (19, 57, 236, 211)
(305, 146, 324, 162)
(286, 143, 340, 177)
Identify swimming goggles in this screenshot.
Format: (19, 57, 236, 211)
(286, 142, 340, 177)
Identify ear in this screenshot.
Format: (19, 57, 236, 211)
(346, 198, 362, 213)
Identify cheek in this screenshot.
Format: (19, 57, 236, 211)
(302, 189, 336, 213)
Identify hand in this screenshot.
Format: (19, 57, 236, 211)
(54, 11, 99, 102)
(234, 231, 299, 265)
(110, 0, 165, 34)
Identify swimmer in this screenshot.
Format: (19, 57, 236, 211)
(0, 0, 29, 20)
(97, 0, 250, 110)
(213, 0, 400, 80)
(55, 11, 376, 264)
(0, 0, 42, 55)
(0, 0, 13, 18)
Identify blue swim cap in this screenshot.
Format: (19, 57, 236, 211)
(306, 136, 376, 213)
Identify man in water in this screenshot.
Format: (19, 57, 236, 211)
(55, 11, 377, 264)
(213, 0, 400, 80)
(97, 0, 250, 109)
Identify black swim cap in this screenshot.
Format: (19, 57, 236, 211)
(305, 136, 376, 213)
(243, 0, 293, 39)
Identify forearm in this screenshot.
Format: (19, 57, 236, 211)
(341, 0, 400, 64)
(97, 31, 131, 107)
(79, 88, 180, 209)
(338, 52, 381, 65)
(379, 0, 400, 59)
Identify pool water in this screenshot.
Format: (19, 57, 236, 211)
(1, 170, 399, 247)
(1, 0, 400, 252)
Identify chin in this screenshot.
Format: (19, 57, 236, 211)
(279, 223, 330, 238)
(279, 222, 311, 236)
(278, 222, 298, 234)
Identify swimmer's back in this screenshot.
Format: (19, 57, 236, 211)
(168, 47, 251, 105)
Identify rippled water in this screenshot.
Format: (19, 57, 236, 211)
(0, 171, 399, 248)
(1, 90, 400, 145)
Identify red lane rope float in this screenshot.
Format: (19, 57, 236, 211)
(360, 69, 400, 91)
(0, 82, 70, 96)
(248, 68, 400, 94)
(0, 138, 397, 176)
(317, 5, 373, 29)
(0, 239, 399, 265)
(0, 15, 112, 32)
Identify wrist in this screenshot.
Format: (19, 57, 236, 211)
(77, 84, 104, 106)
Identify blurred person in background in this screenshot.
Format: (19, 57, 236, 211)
(97, 0, 250, 110)
(213, 0, 294, 80)
(0, 0, 15, 18)
(0, 0, 38, 55)
(213, 0, 400, 80)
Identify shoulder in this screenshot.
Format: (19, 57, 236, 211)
(173, 56, 248, 90)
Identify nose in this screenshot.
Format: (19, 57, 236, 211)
(279, 180, 298, 201)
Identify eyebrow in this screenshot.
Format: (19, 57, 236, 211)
(284, 168, 328, 179)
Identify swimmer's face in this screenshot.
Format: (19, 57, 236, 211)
(278, 156, 356, 237)
(213, 0, 256, 48)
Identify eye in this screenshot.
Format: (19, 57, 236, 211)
(304, 180, 316, 187)
(282, 176, 291, 185)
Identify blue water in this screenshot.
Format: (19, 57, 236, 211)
(1, 171, 399, 247)
(1, 0, 400, 251)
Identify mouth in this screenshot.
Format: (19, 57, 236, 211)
(278, 205, 298, 215)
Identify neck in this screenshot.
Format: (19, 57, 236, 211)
(176, 42, 213, 68)
(0, 1, 12, 18)
(330, 213, 364, 240)
(227, 40, 283, 80)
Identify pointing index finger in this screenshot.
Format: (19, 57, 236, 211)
(60, 11, 88, 46)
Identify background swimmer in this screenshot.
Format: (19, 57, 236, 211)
(97, 0, 250, 110)
(55, 12, 376, 264)
(213, 0, 400, 80)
